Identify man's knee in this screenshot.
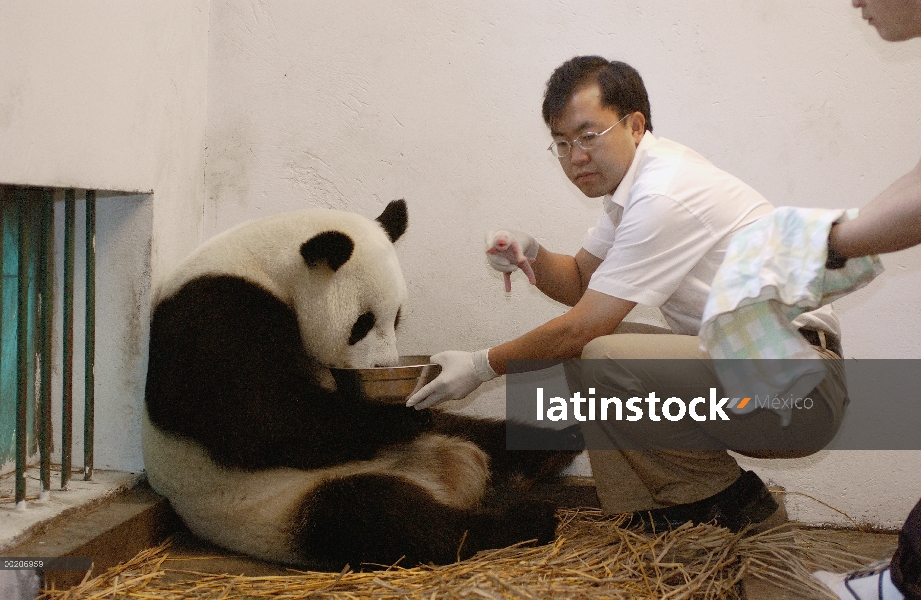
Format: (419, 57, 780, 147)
(582, 336, 616, 359)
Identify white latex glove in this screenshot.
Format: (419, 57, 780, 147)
(406, 349, 497, 410)
(485, 230, 538, 292)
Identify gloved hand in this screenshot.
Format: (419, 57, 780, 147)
(485, 230, 538, 292)
(406, 349, 497, 410)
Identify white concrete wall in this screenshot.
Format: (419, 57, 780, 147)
(0, 2, 210, 472)
(0, 1, 210, 279)
(204, 0, 921, 527)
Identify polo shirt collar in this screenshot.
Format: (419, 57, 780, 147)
(606, 131, 657, 208)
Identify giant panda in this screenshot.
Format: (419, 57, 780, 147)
(143, 199, 582, 570)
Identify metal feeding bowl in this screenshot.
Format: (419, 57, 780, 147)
(329, 355, 442, 404)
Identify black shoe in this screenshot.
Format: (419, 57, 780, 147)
(623, 470, 787, 534)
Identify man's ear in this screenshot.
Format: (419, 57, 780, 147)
(628, 112, 646, 146)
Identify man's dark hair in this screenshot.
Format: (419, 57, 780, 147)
(542, 56, 652, 132)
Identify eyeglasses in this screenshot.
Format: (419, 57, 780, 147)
(547, 113, 631, 158)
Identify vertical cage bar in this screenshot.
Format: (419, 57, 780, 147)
(15, 188, 30, 505)
(0, 189, 5, 441)
(61, 189, 75, 489)
(39, 189, 54, 495)
(84, 190, 95, 480)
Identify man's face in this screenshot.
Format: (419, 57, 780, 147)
(852, 0, 921, 41)
(551, 84, 646, 199)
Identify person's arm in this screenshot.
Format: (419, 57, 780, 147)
(530, 247, 603, 307)
(486, 289, 636, 375)
(404, 289, 635, 409)
(829, 157, 921, 258)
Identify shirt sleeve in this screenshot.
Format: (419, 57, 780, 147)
(582, 204, 620, 259)
(587, 193, 717, 307)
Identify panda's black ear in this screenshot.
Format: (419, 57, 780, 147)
(300, 231, 354, 271)
(376, 199, 408, 243)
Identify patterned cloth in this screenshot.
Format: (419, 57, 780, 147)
(700, 207, 883, 425)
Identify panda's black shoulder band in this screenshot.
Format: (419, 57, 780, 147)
(301, 231, 354, 271)
(376, 199, 408, 243)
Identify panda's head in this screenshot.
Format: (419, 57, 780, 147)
(293, 199, 409, 369)
(157, 199, 410, 372)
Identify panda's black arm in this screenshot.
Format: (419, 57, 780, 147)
(150, 373, 434, 471)
(146, 275, 435, 471)
(272, 396, 435, 470)
(148, 335, 434, 471)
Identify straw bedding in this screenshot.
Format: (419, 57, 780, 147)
(38, 508, 866, 600)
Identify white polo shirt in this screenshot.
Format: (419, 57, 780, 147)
(582, 132, 840, 337)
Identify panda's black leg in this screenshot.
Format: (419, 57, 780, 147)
(429, 412, 583, 486)
(292, 474, 558, 570)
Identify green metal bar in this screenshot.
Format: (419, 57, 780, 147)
(84, 190, 95, 481)
(62, 189, 75, 490)
(29, 199, 40, 462)
(0, 189, 5, 443)
(15, 188, 30, 505)
(39, 189, 54, 495)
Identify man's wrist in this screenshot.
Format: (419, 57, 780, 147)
(826, 224, 848, 269)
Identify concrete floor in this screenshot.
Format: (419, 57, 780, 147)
(0, 468, 142, 553)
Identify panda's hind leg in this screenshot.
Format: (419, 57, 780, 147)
(292, 473, 558, 570)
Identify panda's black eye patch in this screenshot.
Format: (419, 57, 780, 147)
(348, 311, 376, 345)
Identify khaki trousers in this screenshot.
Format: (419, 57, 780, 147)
(569, 322, 848, 513)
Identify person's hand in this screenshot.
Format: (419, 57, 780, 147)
(485, 230, 538, 292)
(406, 349, 497, 410)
